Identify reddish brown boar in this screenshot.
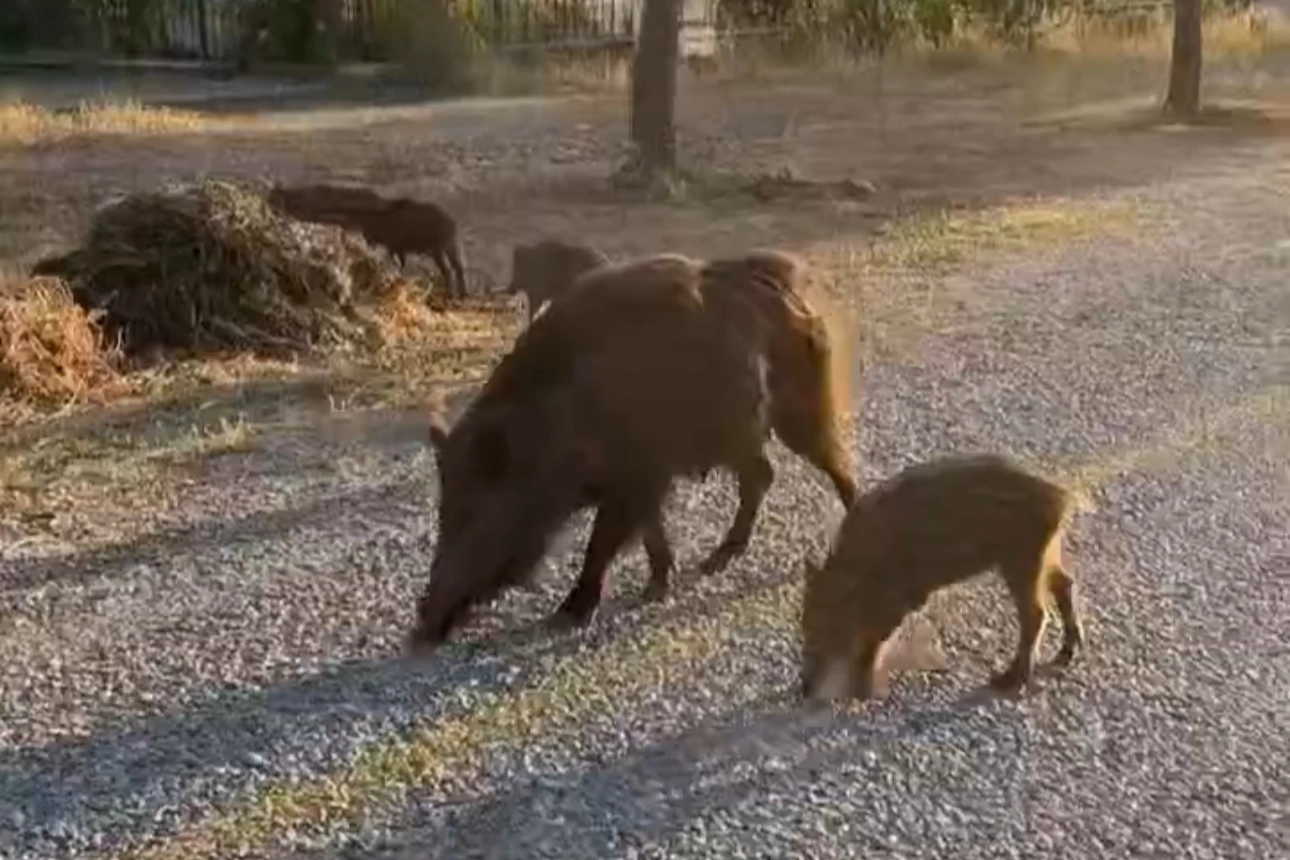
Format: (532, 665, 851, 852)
(506, 239, 612, 322)
(267, 183, 467, 298)
(408, 249, 857, 653)
(799, 454, 1085, 703)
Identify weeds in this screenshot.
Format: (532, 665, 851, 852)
(0, 99, 214, 146)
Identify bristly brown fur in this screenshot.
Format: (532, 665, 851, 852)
(409, 248, 857, 653)
(800, 453, 1086, 703)
(267, 183, 468, 299)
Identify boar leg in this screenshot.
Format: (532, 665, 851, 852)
(772, 402, 858, 509)
(990, 559, 1051, 693)
(1047, 565, 1084, 667)
(550, 493, 652, 629)
(444, 239, 468, 298)
(640, 510, 676, 603)
(432, 244, 468, 299)
(697, 452, 775, 577)
(430, 250, 454, 295)
(850, 627, 897, 701)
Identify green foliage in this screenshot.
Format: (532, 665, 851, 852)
(0, 0, 90, 51)
(455, 0, 602, 46)
(377, 0, 487, 89)
(236, 0, 333, 65)
(715, 0, 1257, 55)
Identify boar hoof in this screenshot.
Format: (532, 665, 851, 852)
(546, 606, 598, 631)
(404, 629, 441, 659)
(697, 545, 739, 577)
(1052, 642, 1079, 668)
(641, 579, 670, 604)
(987, 669, 1029, 696)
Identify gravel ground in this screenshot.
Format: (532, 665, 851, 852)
(1, 134, 1288, 859)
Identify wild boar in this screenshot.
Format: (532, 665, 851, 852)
(408, 249, 857, 653)
(799, 454, 1085, 703)
(506, 239, 611, 322)
(267, 183, 468, 298)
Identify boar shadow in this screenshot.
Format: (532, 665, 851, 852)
(0, 547, 802, 860)
(413, 684, 1031, 860)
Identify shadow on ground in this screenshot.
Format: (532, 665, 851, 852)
(0, 543, 802, 859)
(364, 685, 1019, 860)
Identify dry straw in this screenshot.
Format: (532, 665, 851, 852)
(0, 275, 121, 409)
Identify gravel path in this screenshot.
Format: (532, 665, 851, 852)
(1, 135, 1287, 860)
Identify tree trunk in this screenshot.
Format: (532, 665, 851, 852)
(1164, 0, 1202, 117)
(630, 0, 683, 177)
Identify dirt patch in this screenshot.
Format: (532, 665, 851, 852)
(1, 22, 1288, 501)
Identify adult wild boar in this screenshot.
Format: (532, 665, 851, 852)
(799, 454, 1086, 704)
(267, 183, 468, 298)
(505, 239, 612, 323)
(409, 249, 858, 652)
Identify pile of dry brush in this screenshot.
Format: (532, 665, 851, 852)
(31, 178, 412, 359)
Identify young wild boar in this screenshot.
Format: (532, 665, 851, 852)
(407, 249, 858, 653)
(506, 239, 611, 323)
(267, 183, 468, 298)
(799, 454, 1085, 703)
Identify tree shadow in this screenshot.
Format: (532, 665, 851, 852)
(0, 474, 424, 599)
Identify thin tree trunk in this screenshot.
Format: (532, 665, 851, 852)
(1164, 0, 1202, 117)
(316, 0, 344, 67)
(630, 0, 682, 177)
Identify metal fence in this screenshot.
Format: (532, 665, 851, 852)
(0, 0, 1200, 66)
(0, 0, 679, 61)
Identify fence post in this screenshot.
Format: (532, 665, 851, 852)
(196, 0, 210, 58)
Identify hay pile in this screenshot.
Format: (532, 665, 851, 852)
(33, 179, 408, 358)
(0, 276, 120, 408)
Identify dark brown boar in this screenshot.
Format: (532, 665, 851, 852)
(506, 239, 612, 322)
(267, 183, 467, 298)
(799, 454, 1085, 704)
(408, 249, 857, 653)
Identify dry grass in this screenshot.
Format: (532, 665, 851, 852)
(0, 281, 514, 517)
(161, 415, 259, 462)
(353, 283, 520, 403)
(97, 382, 1285, 860)
(0, 193, 1131, 431)
(471, 50, 634, 96)
(0, 275, 122, 413)
(865, 197, 1140, 273)
(0, 98, 216, 146)
(1037, 8, 1290, 64)
(0, 410, 260, 527)
(708, 8, 1290, 84)
(803, 195, 1144, 308)
(793, 194, 1148, 371)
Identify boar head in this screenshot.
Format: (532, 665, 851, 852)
(798, 553, 891, 704)
(407, 394, 598, 655)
